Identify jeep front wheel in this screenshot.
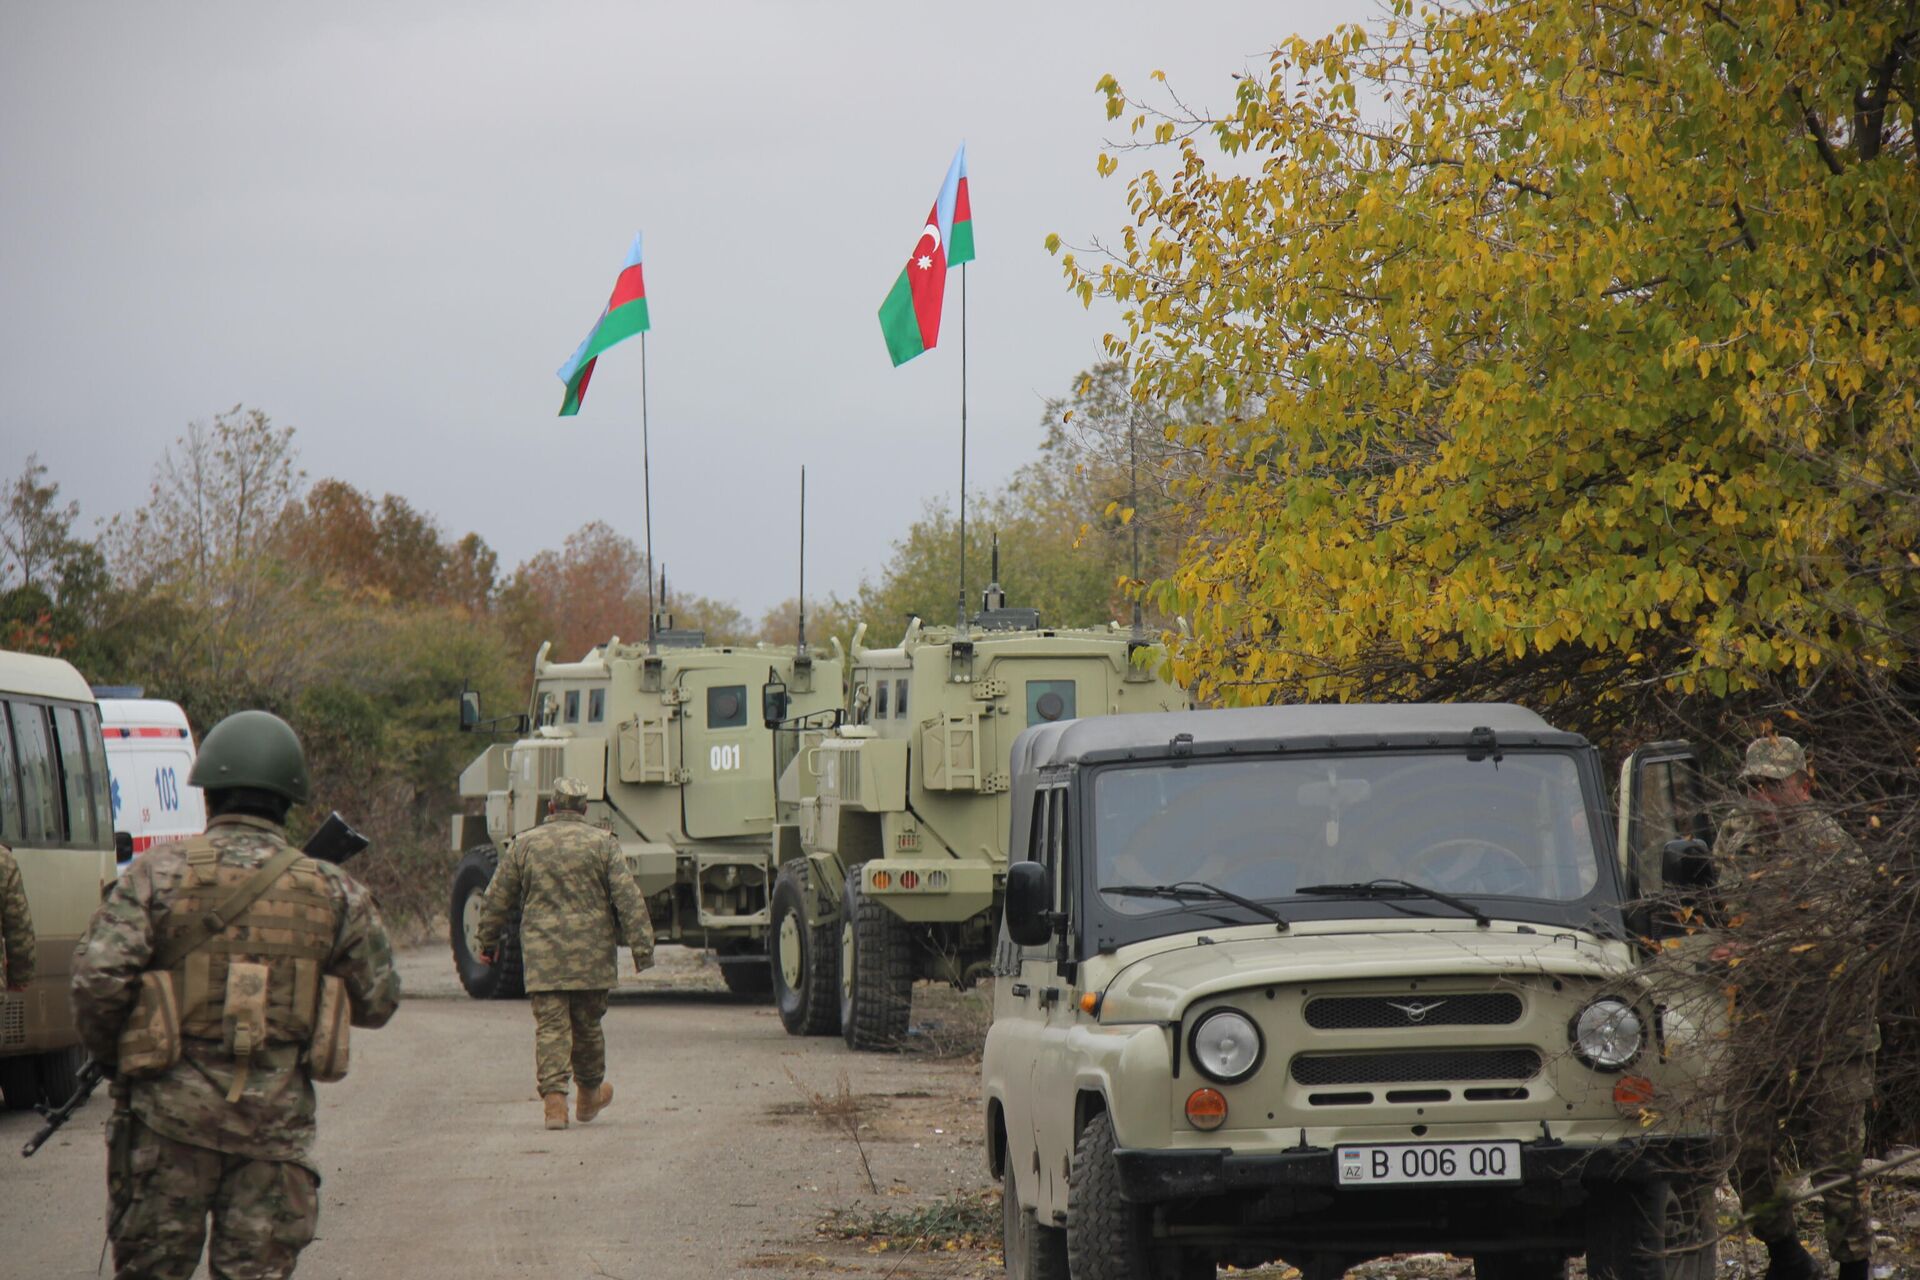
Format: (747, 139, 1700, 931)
(449, 845, 525, 1000)
(1065, 1112, 1154, 1280)
(771, 860, 839, 1036)
(839, 877, 912, 1051)
(1585, 1179, 1716, 1280)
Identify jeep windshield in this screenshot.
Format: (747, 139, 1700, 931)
(1088, 750, 1612, 939)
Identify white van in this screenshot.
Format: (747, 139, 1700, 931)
(96, 696, 206, 861)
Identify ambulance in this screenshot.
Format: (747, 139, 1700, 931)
(95, 692, 206, 862)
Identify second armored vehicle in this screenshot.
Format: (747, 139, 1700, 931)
(767, 587, 1189, 1049)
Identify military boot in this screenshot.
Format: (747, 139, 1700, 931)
(576, 1081, 613, 1123)
(543, 1093, 569, 1130)
(1762, 1238, 1818, 1280)
(1836, 1263, 1869, 1280)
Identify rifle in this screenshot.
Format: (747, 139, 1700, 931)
(21, 1057, 106, 1157)
(20, 812, 369, 1156)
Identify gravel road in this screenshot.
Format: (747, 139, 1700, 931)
(0, 945, 995, 1279)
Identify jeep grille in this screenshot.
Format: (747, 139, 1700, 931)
(1289, 1048, 1542, 1086)
(1304, 993, 1522, 1030)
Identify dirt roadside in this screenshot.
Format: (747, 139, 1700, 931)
(0, 944, 999, 1280)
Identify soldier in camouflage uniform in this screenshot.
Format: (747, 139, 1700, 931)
(70, 710, 401, 1280)
(477, 775, 653, 1130)
(1713, 736, 1880, 1280)
(1, 839, 34, 992)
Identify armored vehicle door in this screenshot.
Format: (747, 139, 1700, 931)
(678, 668, 768, 838)
(1616, 741, 1715, 935)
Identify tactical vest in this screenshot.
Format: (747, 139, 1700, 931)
(161, 839, 339, 1045)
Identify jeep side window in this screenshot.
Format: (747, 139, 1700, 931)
(1049, 789, 1070, 914)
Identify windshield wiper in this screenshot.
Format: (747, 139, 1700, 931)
(1103, 881, 1289, 932)
(1295, 878, 1491, 928)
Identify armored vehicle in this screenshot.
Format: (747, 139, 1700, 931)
(985, 705, 1720, 1280)
(449, 632, 844, 999)
(766, 589, 1189, 1049)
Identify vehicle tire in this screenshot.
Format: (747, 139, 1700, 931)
(1003, 1157, 1067, 1280)
(1586, 1179, 1714, 1280)
(1066, 1112, 1153, 1280)
(720, 955, 774, 997)
(1473, 1253, 1570, 1280)
(0, 1055, 40, 1110)
(839, 876, 913, 1051)
(449, 845, 525, 1000)
(771, 860, 839, 1036)
(34, 1045, 85, 1105)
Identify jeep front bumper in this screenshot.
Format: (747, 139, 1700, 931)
(1112, 1136, 1716, 1203)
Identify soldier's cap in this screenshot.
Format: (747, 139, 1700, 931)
(552, 777, 590, 799)
(1739, 735, 1807, 781)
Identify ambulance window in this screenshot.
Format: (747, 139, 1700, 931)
(588, 689, 606, 723)
(707, 685, 747, 729)
(0, 704, 20, 843)
(564, 690, 580, 724)
(10, 702, 63, 844)
(875, 681, 890, 719)
(894, 679, 909, 719)
(82, 708, 113, 839)
(52, 705, 97, 845)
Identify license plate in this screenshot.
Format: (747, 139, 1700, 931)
(1336, 1141, 1521, 1186)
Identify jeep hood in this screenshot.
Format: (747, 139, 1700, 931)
(1094, 925, 1631, 1024)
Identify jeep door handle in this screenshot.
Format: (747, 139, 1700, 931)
(1010, 983, 1031, 998)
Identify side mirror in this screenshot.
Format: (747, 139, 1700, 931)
(114, 831, 133, 862)
(762, 677, 790, 728)
(1005, 861, 1055, 948)
(459, 689, 481, 732)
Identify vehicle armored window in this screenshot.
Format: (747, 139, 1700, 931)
(564, 690, 580, 724)
(894, 679, 908, 719)
(875, 681, 890, 720)
(707, 684, 747, 729)
(1026, 679, 1075, 726)
(588, 689, 606, 723)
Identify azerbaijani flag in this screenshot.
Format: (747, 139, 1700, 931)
(557, 233, 649, 416)
(878, 145, 973, 367)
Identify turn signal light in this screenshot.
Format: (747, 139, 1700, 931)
(1079, 991, 1103, 1015)
(1613, 1075, 1656, 1107)
(1185, 1088, 1228, 1131)
(899, 871, 920, 890)
(870, 870, 892, 890)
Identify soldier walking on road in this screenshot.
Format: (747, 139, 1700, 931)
(477, 776, 653, 1130)
(70, 710, 401, 1280)
(1, 838, 34, 993)
(1714, 735, 1881, 1280)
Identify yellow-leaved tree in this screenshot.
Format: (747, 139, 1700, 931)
(1064, 0, 1917, 720)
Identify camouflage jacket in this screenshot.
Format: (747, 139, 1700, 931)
(70, 814, 402, 1166)
(0, 843, 34, 990)
(477, 810, 653, 992)
(1712, 801, 1880, 1059)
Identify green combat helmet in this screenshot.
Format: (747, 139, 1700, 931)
(188, 710, 312, 805)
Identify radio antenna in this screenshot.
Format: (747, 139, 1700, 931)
(1129, 398, 1144, 642)
(797, 466, 808, 657)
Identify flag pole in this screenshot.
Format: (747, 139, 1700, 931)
(642, 329, 657, 653)
(956, 261, 969, 633)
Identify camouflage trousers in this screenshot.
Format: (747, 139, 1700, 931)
(529, 988, 609, 1096)
(1729, 1055, 1875, 1263)
(107, 1111, 318, 1280)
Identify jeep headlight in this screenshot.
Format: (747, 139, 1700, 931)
(1189, 1008, 1263, 1084)
(1570, 998, 1643, 1071)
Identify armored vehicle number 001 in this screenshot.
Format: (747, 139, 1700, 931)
(1336, 1141, 1522, 1186)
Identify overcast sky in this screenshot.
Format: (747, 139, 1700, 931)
(1, 1, 1357, 621)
